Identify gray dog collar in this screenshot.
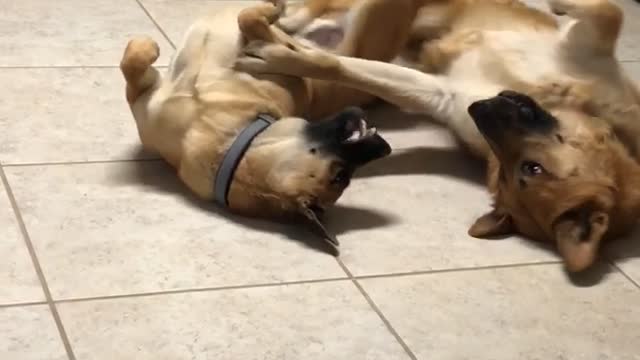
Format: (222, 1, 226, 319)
(214, 114, 276, 207)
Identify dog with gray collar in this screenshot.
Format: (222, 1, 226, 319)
(119, 0, 416, 250)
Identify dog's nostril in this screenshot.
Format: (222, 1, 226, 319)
(519, 106, 535, 121)
(468, 101, 491, 118)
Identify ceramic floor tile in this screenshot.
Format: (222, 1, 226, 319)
(603, 232, 640, 285)
(4, 162, 345, 300)
(0, 0, 172, 66)
(0, 305, 66, 360)
(616, 0, 640, 61)
(617, 258, 640, 285)
(360, 265, 640, 360)
(325, 151, 558, 276)
(618, 34, 640, 62)
(140, 0, 259, 45)
(0, 68, 156, 164)
(622, 61, 640, 82)
(0, 180, 43, 305)
(58, 281, 410, 360)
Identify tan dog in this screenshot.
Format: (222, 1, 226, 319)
(119, 0, 426, 250)
(236, 0, 640, 271)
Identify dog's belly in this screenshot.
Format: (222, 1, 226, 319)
(141, 3, 305, 171)
(448, 30, 564, 93)
(169, 6, 247, 83)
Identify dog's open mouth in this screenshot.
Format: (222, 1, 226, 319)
(343, 118, 377, 143)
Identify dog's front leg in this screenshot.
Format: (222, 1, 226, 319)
(235, 41, 456, 119)
(548, 0, 623, 56)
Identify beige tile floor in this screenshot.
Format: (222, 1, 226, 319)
(2, 0, 640, 359)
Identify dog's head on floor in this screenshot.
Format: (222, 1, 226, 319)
(227, 106, 391, 248)
(467, 90, 640, 272)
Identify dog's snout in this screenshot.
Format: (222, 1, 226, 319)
(468, 100, 492, 119)
(339, 106, 365, 120)
(498, 90, 521, 99)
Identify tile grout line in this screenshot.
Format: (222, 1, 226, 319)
(0, 166, 77, 360)
(0, 65, 169, 69)
(608, 260, 640, 290)
(52, 261, 563, 305)
(335, 258, 418, 360)
(2, 158, 163, 168)
(353, 260, 563, 281)
(0, 301, 49, 309)
(0, 65, 132, 69)
(134, 0, 177, 49)
(55, 277, 351, 304)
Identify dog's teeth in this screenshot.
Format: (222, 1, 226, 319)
(359, 119, 367, 136)
(346, 130, 360, 142)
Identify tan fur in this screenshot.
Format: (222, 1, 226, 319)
(236, 0, 640, 271)
(120, 0, 412, 226)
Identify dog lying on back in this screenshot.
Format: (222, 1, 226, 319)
(236, 0, 640, 271)
(119, 0, 431, 249)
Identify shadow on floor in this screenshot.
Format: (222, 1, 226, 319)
(120, 123, 640, 283)
(365, 102, 432, 130)
(356, 146, 486, 185)
(603, 230, 640, 278)
(113, 153, 399, 254)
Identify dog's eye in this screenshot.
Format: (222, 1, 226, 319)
(331, 168, 351, 185)
(521, 161, 545, 176)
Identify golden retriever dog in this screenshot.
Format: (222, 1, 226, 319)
(235, 0, 640, 271)
(119, 0, 428, 251)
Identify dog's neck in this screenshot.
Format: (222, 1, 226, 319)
(223, 119, 308, 216)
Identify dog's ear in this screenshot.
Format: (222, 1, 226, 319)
(468, 209, 514, 238)
(554, 207, 609, 273)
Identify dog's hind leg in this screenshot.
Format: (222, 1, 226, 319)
(549, 0, 622, 55)
(120, 37, 162, 104)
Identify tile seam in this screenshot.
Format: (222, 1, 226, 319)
(0, 166, 77, 360)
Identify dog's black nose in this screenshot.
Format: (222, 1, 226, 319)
(468, 100, 491, 119)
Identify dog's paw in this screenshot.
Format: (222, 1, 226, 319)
(121, 37, 160, 69)
(236, 39, 339, 79)
(235, 40, 300, 74)
(277, 7, 313, 33)
(266, 0, 287, 23)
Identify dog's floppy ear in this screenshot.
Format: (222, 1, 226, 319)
(468, 209, 514, 238)
(298, 199, 340, 254)
(554, 207, 609, 273)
